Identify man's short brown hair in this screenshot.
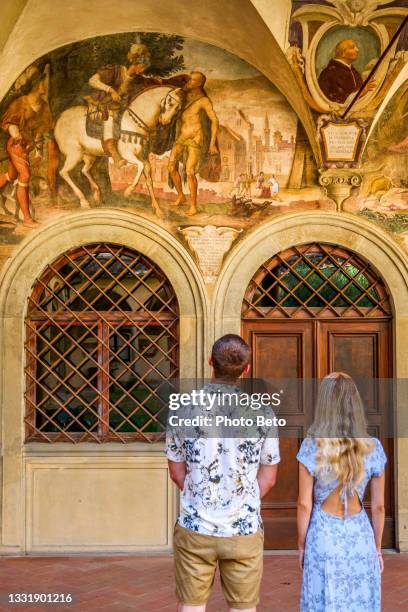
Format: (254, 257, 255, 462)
(211, 334, 250, 380)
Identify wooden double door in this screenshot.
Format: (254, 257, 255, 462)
(242, 319, 394, 549)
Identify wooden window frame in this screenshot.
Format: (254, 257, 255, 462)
(24, 243, 179, 443)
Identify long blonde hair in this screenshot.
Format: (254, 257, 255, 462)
(308, 373, 375, 491)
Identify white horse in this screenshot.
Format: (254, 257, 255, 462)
(54, 86, 182, 217)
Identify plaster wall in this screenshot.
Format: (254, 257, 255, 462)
(0, 211, 407, 552)
(0, 211, 206, 553)
(250, 0, 292, 50)
(0, 0, 407, 554)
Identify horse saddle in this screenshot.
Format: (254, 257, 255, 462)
(85, 107, 121, 141)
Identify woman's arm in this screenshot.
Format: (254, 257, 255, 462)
(297, 463, 314, 569)
(370, 472, 385, 573)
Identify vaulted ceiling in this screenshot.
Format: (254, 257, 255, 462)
(0, 0, 406, 162)
(0, 0, 320, 157)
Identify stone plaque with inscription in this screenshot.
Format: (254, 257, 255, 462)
(321, 121, 363, 162)
(179, 225, 242, 283)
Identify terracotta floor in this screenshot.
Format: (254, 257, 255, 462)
(0, 553, 407, 611)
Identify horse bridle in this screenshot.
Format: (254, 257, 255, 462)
(125, 90, 180, 136)
(126, 106, 155, 135)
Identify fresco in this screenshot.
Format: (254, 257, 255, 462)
(343, 80, 408, 250)
(287, 1, 408, 120)
(316, 26, 381, 104)
(285, 0, 408, 254)
(0, 24, 406, 281)
(0, 31, 333, 256)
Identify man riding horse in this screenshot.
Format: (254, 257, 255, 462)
(85, 41, 188, 167)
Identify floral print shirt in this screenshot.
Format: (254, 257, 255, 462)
(165, 383, 280, 536)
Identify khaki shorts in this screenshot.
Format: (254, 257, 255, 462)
(173, 522, 264, 609)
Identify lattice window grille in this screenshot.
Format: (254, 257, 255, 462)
(25, 243, 179, 443)
(242, 243, 391, 319)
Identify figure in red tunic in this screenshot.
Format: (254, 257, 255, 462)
(0, 66, 58, 227)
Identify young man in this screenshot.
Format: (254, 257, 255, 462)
(87, 41, 188, 167)
(166, 334, 280, 612)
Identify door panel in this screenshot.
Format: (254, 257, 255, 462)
(318, 320, 394, 548)
(242, 321, 314, 549)
(242, 318, 394, 549)
(318, 319, 390, 378)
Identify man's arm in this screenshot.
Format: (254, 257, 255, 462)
(257, 464, 278, 498)
(165, 427, 186, 491)
(163, 74, 190, 88)
(202, 97, 219, 154)
(258, 426, 280, 498)
(89, 72, 111, 93)
(89, 69, 121, 102)
(2, 98, 23, 140)
(168, 459, 187, 491)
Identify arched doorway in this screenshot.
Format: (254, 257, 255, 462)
(241, 243, 394, 549)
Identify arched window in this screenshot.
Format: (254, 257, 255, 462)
(242, 243, 391, 319)
(25, 243, 179, 443)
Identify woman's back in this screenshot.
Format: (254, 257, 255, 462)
(297, 374, 387, 612)
(321, 483, 362, 518)
(297, 436, 387, 612)
(297, 436, 386, 514)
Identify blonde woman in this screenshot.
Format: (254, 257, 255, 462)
(297, 372, 386, 612)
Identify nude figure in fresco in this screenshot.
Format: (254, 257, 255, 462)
(168, 71, 220, 216)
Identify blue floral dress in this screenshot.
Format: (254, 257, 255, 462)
(297, 437, 387, 612)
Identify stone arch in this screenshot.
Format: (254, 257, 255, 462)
(0, 209, 208, 551)
(213, 211, 408, 550)
(213, 212, 408, 336)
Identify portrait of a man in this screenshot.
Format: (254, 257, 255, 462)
(318, 39, 363, 104)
